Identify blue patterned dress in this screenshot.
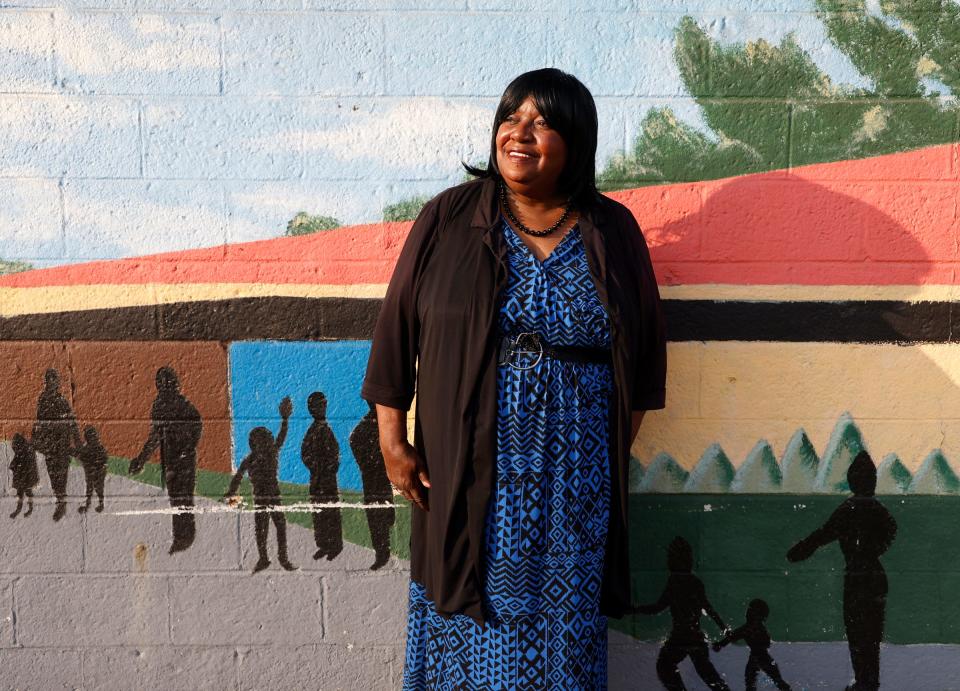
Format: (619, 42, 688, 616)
(403, 214, 614, 690)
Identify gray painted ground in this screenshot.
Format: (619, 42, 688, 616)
(3, 443, 958, 689)
(608, 631, 960, 690)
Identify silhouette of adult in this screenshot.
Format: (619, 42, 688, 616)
(129, 367, 202, 554)
(632, 536, 731, 691)
(787, 451, 897, 691)
(349, 401, 395, 570)
(300, 391, 342, 561)
(32, 368, 80, 521)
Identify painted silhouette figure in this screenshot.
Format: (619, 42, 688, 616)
(712, 599, 791, 691)
(788, 450, 897, 691)
(301, 391, 342, 561)
(32, 368, 80, 521)
(9, 433, 38, 518)
(631, 536, 732, 691)
(71, 426, 107, 514)
(129, 367, 202, 554)
(225, 396, 297, 573)
(349, 402, 395, 570)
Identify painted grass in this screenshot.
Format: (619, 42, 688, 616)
(615, 494, 960, 644)
(104, 457, 412, 560)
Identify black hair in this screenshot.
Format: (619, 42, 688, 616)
(461, 68, 600, 207)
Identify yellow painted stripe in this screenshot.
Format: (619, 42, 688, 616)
(0, 283, 390, 318)
(635, 341, 960, 474)
(2, 282, 956, 318)
(658, 284, 960, 302)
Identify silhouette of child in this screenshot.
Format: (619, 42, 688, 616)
(9, 433, 38, 518)
(72, 426, 107, 514)
(712, 598, 791, 691)
(787, 450, 896, 691)
(225, 397, 297, 573)
(631, 536, 732, 691)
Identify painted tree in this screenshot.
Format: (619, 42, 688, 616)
(0, 258, 32, 275)
(599, 1, 960, 190)
(285, 212, 341, 236)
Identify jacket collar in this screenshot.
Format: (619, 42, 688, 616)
(473, 175, 610, 301)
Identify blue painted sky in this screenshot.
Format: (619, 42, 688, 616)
(229, 340, 374, 492)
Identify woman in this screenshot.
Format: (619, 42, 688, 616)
(361, 68, 666, 689)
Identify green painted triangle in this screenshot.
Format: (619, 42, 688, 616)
(815, 413, 865, 493)
(731, 440, 782, 493)
(876, 453, 912, 495)
(780, 428, 820, 493)
(908, 449, 960, 495)
(684, 443, 735, 493)
(628, 455, 646, 494)
(639, 453, 689, 494)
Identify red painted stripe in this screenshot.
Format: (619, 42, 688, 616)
(2, 143, 957, 288)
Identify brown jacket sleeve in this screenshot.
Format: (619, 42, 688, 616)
(622, 208, 667, 411)
(360, 197, 441, 411)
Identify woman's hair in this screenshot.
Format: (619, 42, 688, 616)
(462, 68, 600, 207)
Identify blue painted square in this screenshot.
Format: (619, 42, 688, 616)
(229, 340, 374, 492)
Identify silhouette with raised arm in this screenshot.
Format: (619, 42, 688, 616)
(72, 426, 107, 514)
(631, 536, 732, 691)
(226, 396, 297, 573)
(349, 401, 395, 570)
(787, 450, 897, 691)
(129, 367, 202, 554)
(32, 369, 80, 521)
(300, 391, 343, 562)
(712, 598, 791, 691)
(9, 433, 38, 518)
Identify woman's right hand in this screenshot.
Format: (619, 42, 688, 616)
(383, 440, 430, 512)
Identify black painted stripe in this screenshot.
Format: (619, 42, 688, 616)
(0, 297, 953, 343)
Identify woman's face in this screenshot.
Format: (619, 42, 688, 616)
(495, 96, 567, 197)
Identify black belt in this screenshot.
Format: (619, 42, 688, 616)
(497, 331, 612, 369)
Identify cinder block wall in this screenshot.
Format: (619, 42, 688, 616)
(2, 0, 960, 689)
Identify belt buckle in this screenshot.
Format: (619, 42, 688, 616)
(506, 331, 542, 371)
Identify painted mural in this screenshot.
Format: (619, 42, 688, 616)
(2, 0, 960, 688)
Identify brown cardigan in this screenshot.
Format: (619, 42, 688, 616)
(360, 176, 667, 624)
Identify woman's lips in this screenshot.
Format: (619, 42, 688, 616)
(506, 150, 538, 163)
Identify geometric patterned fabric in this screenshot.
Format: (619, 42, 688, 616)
(403, 215, 613, 690)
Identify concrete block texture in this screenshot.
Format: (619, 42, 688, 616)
(222, 13, 384, 96)
(54, 11, 221, 96)
(82, 647, 238, 691)
(382, 13, 549, 96)
(0, 96, 140, 178)
(15, 574, 169, 646)
(62, 178, 227, 260)
(0, 649, 83, 691)
(143, 97, 302, 180)
(0, 10, 55, 94)
(238, 643, 395, 690)
(324, 572, 409, 646)
(169, 573, 324, 645)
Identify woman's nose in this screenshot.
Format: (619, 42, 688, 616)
(509, 122, 534, 141)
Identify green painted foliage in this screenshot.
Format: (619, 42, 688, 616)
(285, 212, 341, 236)
(636, 413, 960, 496)
(383, 195, 431, 222)
(0, 258, 33, 275)
(599, 4, 960, 189)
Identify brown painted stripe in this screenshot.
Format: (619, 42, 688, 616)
(0, 296, 955, 343)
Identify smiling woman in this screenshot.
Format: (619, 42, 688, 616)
(361, 67, 667, 690)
